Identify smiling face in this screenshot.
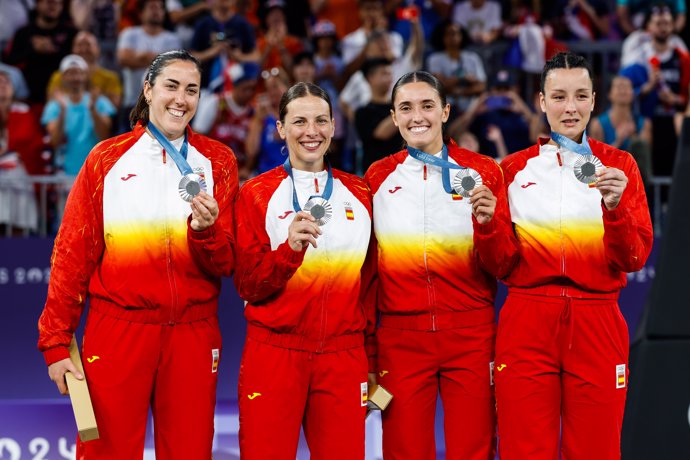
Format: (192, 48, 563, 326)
(144, 60, 201, 140)
(391, 81, 450, 154)
(540, 67, 595, 142)
(277, 94, 334, 172)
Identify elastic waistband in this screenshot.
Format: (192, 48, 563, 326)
(380, 307, 495, 331)
(508, 285, 620, 300)
(246, 323, 364, 353)
(89, 297, 217, 324)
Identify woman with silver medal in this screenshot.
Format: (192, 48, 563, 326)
(364, 71, 518, 459)
(495, 52, 653, 460)
(38, 50, 238, 459)
(233, 82, 374, 459)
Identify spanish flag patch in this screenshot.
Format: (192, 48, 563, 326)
(344, 202, 355, 220)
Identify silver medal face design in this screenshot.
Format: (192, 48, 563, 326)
(303, 197, 333, 226)
(573, 155, 603, 184)
(452, 168, 483, 198)
(178, 173, 207, 202)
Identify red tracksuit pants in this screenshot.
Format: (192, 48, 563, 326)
(238, 324, 368, 460)
(76, 308, 221, 459)
(376, 316, 496, 460)
(494, 292, 629, 460)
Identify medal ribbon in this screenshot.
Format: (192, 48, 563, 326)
(283, 158, 333, 213)
(148, 122, 192, 176)
(551, 131, 593, 156)
(407, 144, 466, 194)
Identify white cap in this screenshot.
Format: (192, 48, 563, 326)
(59, 54, 88, 73)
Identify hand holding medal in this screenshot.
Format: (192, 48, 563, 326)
(190, 191, 219, 231)
(593, 167, 628, 210)
(468, 185, 496, 224)
(288, 211, 322, 251)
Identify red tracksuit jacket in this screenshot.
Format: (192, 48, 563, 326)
(500, 137, 653, 295)
(233, 165, 375, 350)
(38, 123, 238, 365)
(364, 141, 518, 320)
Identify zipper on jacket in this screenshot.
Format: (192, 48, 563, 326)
(162, 155, 177, 324)
(557, 149, 566, 295)
(422, 164, 436, 330)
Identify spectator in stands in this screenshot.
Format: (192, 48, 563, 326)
(41, 54, 116, 176)
(257, 0, 312, 38)
(257, 0, 304, 73)
(451, 0, 502, 45)
(312, 0, 362, 40)
(0, 0, 33, 52)
(117, 0, 182, 131)
(542, 0, 611, 41)
(166, 0, 210, 48)
(622, 3, 690, 177)
(4, 0, 77, 105)
(341, 0, 404, 80)
(451, 69, 534, 159)
(354, 58, 403, 173)
(190, 0, 259, 92)
(0, 62, 29, 101)
(70, 0, 119, 69)
(292, 51, 317, 84)
(388, 0, 452, 44)
(589, 75, 653, 185)
(0, 70, 43, 234)
(245, 67, 290, 176)
(340, 6, 423, 118)
(47, 31, 122, 109)
(193, 61, 259, 180)
(617, 0, 685, 35)
(427, 20, 486, 117)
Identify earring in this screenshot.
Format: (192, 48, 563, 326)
(146, 98, 151, 105)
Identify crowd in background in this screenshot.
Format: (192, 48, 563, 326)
(1, 0, 689, 234)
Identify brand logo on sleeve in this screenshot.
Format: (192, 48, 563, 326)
(496, 364, 507, 372)
(379, 370, 389, 377)
(86, 356, 100, 363)
(120, 173, 137, 181)
(247, 392, 262, 400)
(521, 182, 537, 189)
(388, 186, 402, 194)
(278, 210, 293, 219)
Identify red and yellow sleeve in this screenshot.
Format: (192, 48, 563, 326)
(233, 175, 306, 304)
(188, 140, 239, 278)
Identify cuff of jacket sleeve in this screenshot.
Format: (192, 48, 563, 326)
(602, 200, 627, 222)
(43, 346, 70, 366)
(472, 214, 498, 235)
(276, 241, 307, 267)
(187, 215, 215, 240)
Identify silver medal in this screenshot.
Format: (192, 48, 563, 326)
(452, 168, 483, 198)
(573, 155, 604, 185)
(178, 173, 207, 202)
(303, 197, 333, 226)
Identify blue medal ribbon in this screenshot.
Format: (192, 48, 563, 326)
(407, 144, 466, 194)
(148, 122, 192, 176)
(283, 158, 333, 213)
(550, 130, 593, 156)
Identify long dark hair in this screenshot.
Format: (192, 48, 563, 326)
(129, 49, 202, 128)
(278, 82, 333, 124)
(540, 51, 594, 93)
